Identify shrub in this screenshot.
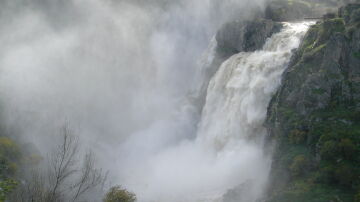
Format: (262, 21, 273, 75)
(338, 138, 356, 160)
(318, 165, 337, 184)
(320, 140, 338, 161)
(0, 137, 20, 160)
(0, 136, 21, 201)
(289, 129, 307, 144)
(0, 178, 18, 201)
(335, 164, 354, 187)
(290, 155, 308, 177)
(103, 186, 136, 202)
(355, 189, 360, 202)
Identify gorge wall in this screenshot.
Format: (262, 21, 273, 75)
(265, 3, 360, 202)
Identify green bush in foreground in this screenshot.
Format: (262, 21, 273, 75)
(0, 178, 18, 202)
(103, 186, 136, 202)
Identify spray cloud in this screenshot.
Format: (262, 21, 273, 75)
(0, 0, 300, 201)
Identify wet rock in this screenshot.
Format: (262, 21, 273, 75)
(338, 3, 360, 23)
(265, 0, 313, 21)
(265, 4, 360, 201)
(215, 19, 282, 58)
(267, 16, 355, 124)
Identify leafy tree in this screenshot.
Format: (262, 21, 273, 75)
(103, 186, 136, 202)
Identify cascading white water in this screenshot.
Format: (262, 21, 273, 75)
(194, 21, 314, 202)
(198, 22, 314, 148)
(117, 22, 313, 202)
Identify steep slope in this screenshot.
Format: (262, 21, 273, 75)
(266, 3, 360, 202)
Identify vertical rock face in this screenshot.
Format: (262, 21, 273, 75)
(265, 4, 360, 202)
(265, 0, 313, 21)
(215, 19, 283, 58)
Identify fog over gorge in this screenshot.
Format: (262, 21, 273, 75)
(0, 0, 313, 201)
(0, 0, 264, 150)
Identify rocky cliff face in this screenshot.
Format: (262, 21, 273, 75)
(265, 4, 360, 202)
(265, 0, 314, 21)
(216, 19, 282, 57)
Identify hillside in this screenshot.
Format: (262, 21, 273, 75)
(266, 3, 360, 201)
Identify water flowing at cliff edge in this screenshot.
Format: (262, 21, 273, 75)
(116, 21, 313, 202)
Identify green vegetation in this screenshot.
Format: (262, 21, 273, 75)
(354, 51, 360, 59)
(289, 129, 307, 144)
(267, 3, 360, 201)
(0, 179, 17, 202)
(289, 155, 309, 177)
(270, 182, 354, 202)
(103, 186, 136, 202)
(0, 134, 138, 202)
(299, 18, 344, 57)
(301, 24, 320, 53)
(0, 137, 21, 201)
(269, 105, 360, 201)
(312, 88, 327, 95)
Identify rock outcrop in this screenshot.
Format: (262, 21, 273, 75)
(215, 19, 282, 58)
(265, 4, 360, 202)
(264, 0, 359, 22)
(265, 0, 313, 21)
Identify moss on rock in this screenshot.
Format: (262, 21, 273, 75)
(265, 3, 360, 202)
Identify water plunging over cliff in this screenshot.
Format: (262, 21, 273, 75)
(195, 21, 314, 202)
(198, 22, 314, 148)
(117, 21, 313, 202)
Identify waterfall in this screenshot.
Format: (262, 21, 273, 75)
(118, 21, 313, 202)
(198, 22, 314, 148)
(194, 21, 313, 202)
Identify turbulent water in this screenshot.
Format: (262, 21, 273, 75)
(116, 22, 314, 202)
(196, 21, 314, 202)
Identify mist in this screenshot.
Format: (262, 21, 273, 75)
(0, 0, 277, 201)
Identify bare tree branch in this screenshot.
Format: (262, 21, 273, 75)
(71, 152, 105, 202)
(9, 125, 107, 202)
(48, 126, 78, 202)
